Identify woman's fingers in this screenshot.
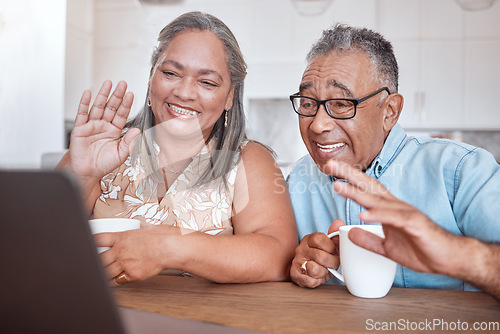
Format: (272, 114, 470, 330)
(102, 81, 128, 123)
(74, 80, 133, 129)
(118, 128, 141, 162)
(88, 80, 113, 120)
(112, 91, 134, 129)
(74, 90, 92, 127)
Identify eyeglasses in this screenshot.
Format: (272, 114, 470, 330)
(289, 87, 391, 120)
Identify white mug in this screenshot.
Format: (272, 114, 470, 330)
(88, 218, 141, 253)
(327, 225, 397, 298)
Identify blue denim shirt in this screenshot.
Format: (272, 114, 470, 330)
(287, 124, 500, 291)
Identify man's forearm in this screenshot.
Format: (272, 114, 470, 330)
(473, 241, 500, 300)
(447, 236, 500, 300)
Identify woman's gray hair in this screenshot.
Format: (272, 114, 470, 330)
(126, 11, 248, 187)
(307, 23, 399, 94)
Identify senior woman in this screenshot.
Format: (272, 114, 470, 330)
(59, 11, 297, 285)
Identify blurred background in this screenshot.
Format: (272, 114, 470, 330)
(1, 0, 499, 174)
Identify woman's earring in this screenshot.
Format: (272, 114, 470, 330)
(224, 110, 228, 128)
(147, 95, 152, 107)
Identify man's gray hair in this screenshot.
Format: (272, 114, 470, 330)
(307, 23, 399, 93)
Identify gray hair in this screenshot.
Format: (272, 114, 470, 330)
(126, 11, 248, 187)
(307, 23, 399, 94)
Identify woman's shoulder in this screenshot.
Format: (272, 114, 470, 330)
(239, 140, 277, 164)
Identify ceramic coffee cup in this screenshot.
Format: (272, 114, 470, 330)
(88, 218, 141, 253)
(327, 225, 397, 298)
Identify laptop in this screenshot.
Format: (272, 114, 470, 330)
(0, 170, 257, 334)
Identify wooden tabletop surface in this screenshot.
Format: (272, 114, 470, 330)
(114, 275, 500, 334)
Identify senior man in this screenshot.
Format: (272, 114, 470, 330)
(287, 23, 500, 298)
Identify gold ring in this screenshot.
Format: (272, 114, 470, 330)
(300, 260, 309, 275)
(114, 272, 129, 286)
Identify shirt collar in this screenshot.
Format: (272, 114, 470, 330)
(366, 123, 407, 179)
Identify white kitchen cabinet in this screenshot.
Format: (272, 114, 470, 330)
(461, 2, 500, 129)
(378, 0, 500, 130)
(394, 40, 463, 129)
(463, 41, 500, 129)
(464, 1, 500, 39)
(378, 0, 464, 129)
(378, 0, 463, 41)
(419, 41, 463, 128)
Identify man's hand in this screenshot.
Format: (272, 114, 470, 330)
(326, 159, 468, 275)
(290, 220, 344, 288)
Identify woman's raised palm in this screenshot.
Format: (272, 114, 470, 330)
(69, 80, 141, 180)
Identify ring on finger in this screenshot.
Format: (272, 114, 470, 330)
(114, 272, 129, 286)
(300, 260, 309, 275)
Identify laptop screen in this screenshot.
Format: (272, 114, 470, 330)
(0, 170, 126, 334)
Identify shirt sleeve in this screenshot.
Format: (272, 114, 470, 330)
(453, 147, 500, 243)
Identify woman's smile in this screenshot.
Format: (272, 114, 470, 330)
(167, 103, 200, 117)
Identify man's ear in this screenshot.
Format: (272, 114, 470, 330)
(382, 93, 403, 132)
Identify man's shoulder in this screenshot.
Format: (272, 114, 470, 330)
(387, 125, 484, 163)
(287, 155, 321, 181)
(401, 135, 487, 164)
(409, 136, 475, 151)
(391, 135, 499, 183)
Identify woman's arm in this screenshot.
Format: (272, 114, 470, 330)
(57, 80, 140, 213)
(177, 142, 298, 282)
(57, 152, 102, 213)
(97, 142, 298, 283)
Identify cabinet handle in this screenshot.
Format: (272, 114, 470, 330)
(414, 91, 420, 121)
(420, 92, 426, 122)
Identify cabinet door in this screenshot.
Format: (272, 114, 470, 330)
(378, 0, 462, 40)
(392, 41, 463, 130)
(421, 0, 462, 39)
(419, 41, 463, 128)
(379, 0, 464, 129)
(463, 41, 500, 129)
(464, 2, 500, 39)
(378, 0, 420, 41)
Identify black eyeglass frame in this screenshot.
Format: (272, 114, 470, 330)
(289, 86, 391, 120)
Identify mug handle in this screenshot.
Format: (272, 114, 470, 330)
(326, 231, 344, 282)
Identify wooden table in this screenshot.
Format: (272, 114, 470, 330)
(115, 275, 500, 334)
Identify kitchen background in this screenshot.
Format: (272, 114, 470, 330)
(1, 0, 499, 174)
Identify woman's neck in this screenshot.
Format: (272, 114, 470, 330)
(155, 129, 208, 170)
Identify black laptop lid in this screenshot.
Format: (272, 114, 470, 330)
(0, 170, 126, 334)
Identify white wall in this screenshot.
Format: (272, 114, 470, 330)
(65, 0, 93, 131)
(0, 0, 66, 168)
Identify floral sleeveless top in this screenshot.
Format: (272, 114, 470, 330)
(92, 143, 243, 236)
